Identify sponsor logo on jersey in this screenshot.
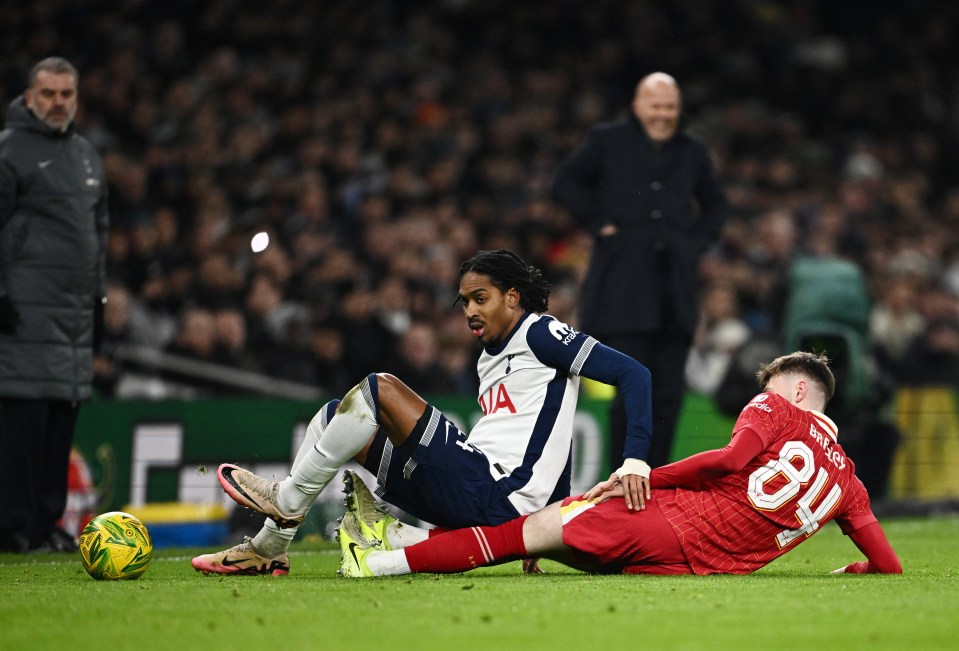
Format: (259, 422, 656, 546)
(547, 320, 579, 345)
(748, 393, 773, 413)
(479, 382, 517, 415)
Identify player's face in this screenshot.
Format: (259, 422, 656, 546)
(458, 271, 522, 347)
(632, 81, 680, 143)
(25, 70, 78, 132)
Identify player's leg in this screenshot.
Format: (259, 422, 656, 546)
(339, 502, 571, 577)
(192, 399, 341, 575)
(217, 373, 426, 525)
(558, 491, 691, 574)
(249, 398, 344, 557)
(341, 491, 690, 577)
(360, 403, 523, 530)
(275, 373, 426, 511)
(341, 469, 431, 551)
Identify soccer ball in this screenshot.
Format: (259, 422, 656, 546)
(78, 511, 153, 580)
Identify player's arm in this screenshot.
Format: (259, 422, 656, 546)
(578, 342, 654, 510)
(832, 521, 902, 574)
(583, 426, 764, 506)
(649, 426, 765, 488)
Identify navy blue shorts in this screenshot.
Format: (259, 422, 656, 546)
(361, 405, 521, 528)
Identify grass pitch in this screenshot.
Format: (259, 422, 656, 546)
(2, 517, 957, 651)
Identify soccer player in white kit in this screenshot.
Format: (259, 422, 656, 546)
(193, 249, 653, 575)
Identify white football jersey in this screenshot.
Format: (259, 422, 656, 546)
(468, 312, 598, 514)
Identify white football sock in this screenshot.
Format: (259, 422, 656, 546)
(278, 377, 379, 514)
(384, 520, 430, 549)
(249, 399, 339, 557)
(251, 518, 296, 557)
(365, 549, 412, 576)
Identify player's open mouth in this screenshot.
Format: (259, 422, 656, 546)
(469, 321, 484, 337)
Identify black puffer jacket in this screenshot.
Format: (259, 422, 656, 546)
(0, 97, 108, 401)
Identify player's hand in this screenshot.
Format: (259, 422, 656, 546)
(583, 474, 623, 503)
(620, 472, 651, 511)
(523, 558, 544, 574)
(615, 458, 651, 511)
(832, 562, 871, 574)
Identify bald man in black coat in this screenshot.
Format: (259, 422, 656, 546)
(552, 72, 728, 472)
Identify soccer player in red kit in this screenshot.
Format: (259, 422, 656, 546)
(337, 351, 901, 577)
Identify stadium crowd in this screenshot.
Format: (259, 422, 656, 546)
(2, 0, 958, 401)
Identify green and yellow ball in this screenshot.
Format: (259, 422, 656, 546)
(78, 511, 153, 580)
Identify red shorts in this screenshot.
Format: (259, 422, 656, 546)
(560, 488, 692, 575)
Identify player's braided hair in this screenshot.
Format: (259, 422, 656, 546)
(756, 350, 836, 403)
(458, 249, 551, 313)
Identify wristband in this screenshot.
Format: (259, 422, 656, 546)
(615, 458, 651, 479)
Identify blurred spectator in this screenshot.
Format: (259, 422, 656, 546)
(195, 252, 246, 310)
(375, 277, 413, 337)
(899, 312, 959, 387)
(870, 274, 926, 369)
(685, 283, 751, 397)
(167, 307, 218, 363)
(747, 209, 801, 334)
(437, 334, 479, 397)
(386, 321, 450, 396)
(309, 326, 353, 396)
(213, 307, 261, 374)
(336, 287, 397, 381)
(93, 283, 137, 396)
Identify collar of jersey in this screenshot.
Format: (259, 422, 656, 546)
(483, 311, 532, 356)
(809, 410, 839, 442)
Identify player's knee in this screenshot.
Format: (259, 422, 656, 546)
(338, 374, 379, 418)
(373, 373, 427, 419)
(372, 372, 402, 406)
(305, 399, 340, 443)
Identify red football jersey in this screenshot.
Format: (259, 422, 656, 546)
(658, 392, 877, 574)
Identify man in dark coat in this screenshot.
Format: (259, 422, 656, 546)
(552, 72, 728, 472)
(0, 57, 109, 552)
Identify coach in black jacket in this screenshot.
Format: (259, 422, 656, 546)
(552, 72, 728, 472)
(0, 58, 108, 552)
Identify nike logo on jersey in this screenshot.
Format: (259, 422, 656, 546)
(38, 160, 52, 168)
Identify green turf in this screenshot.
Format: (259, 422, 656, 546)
(2, 517, 956, 651)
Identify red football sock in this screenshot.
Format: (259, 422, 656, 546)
(405, 516, 529, 573)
